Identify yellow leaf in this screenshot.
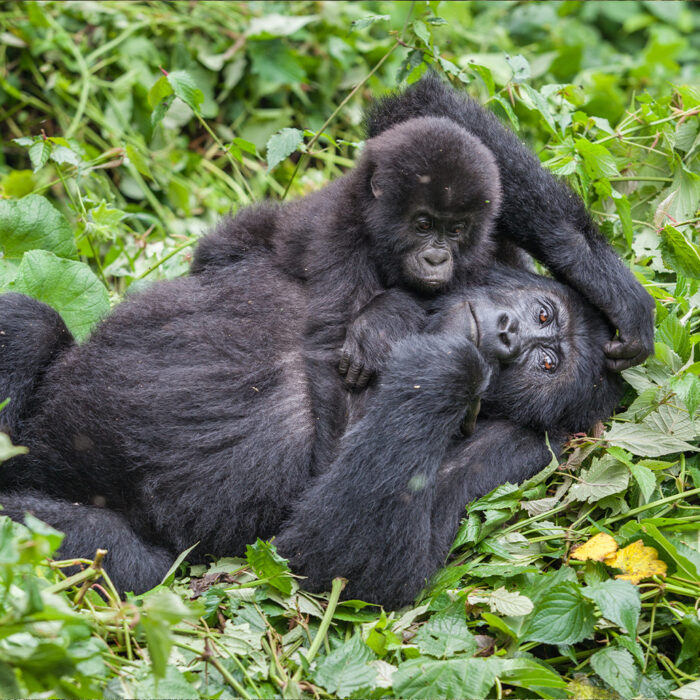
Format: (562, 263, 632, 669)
(604, 539, 667, 584)
(571, 533, 618, 562)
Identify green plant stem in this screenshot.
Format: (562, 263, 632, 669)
(608, 176, 673, 183)
(606, 486, 700, 525)
(282, 42, 400, 200)
(135, 238, 198, 280)
(292, 577, 346, 682)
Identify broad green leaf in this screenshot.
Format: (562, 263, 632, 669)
(312, 635, 376, 698)
(132, 666, 200, 699)
(589, 647, 638, 698)
(11, 250, 109, 341)
(393, 657, 498, 700)
(524, 582, 596, 645)
(574, 139, 619, 179)
(628, 462, 656, 501)
(147, 75, 173, 109)
(500, 658, 567, 694)
(351, 15, 390, 31)
(673, 679, 700, 700)
(641, 523, 700, 579)
(245, 539, 296, 595)
(583, 580, 641, 634)
(505, 54, 531, 83)
(660, 225, 700, 279)
(469, 587, 534, 617)
(0, 195, 77, 259)
(29, 140, 50, 172)
(604, 422, 698, 458)
(568, 456, 629, 503)
(0, 432, 28, 462)
(266, 128, 304, 172)
(413, 604, 477, 658)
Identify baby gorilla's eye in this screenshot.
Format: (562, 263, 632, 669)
(449, 222, 467, 238)
(415, 216, 432, 232)
(538, 306, 549, 324)
(541, 351, 557, 372)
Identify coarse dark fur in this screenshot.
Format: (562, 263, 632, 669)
(193, 116, 503, 471)
(0, 258, 621, 607)
(365, 73, 655, 370)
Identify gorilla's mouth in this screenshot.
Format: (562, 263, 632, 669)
(464, 302, 480, 348)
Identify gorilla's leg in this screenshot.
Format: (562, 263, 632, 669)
(0, 491, 173, 595)
(0, 294, 74, 438)
(276, 333, 490, 608)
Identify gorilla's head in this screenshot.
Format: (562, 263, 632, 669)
(436, 266, 623, 435)
(360, 116, 501, 292)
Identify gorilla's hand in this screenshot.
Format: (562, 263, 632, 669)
(339, 289, 425, 390)
(604, 294, 655, 372)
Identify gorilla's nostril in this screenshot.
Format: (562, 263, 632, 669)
(499, 331, 510, 347)
(423, 249, 449, 267)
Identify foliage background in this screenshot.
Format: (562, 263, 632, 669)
(0, 1, 699, 698)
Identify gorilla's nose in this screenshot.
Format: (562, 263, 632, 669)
(495, 316, 520, 361)
(422, 248, 450, 267)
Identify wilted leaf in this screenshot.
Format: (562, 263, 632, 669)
(604, 540, 667, 584)
(571, 533, 619, 562)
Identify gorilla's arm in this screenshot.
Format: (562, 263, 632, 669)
(339, 288, 427, 389)
(366, 75, 654, 370)
(0, 294, 74, 439)
(0, 491, 173, 595)
(276, 333, 491, 607)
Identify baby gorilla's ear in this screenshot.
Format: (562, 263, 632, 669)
(370, 172, 384, 198)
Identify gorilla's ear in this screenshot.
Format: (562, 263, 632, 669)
(370, 172, 384, 199)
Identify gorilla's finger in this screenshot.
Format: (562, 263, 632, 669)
(345, 361, 363, 387)
(604, 339, 642, 360)
(356, 367, 373, 388)
(338, 352, 351, 375)
(460, 397, 481, 437)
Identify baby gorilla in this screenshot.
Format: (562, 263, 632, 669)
(0, 258, 620, 606)
(192, 116, 502, 470)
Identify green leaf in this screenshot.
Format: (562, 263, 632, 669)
(166, 70, 204, 114)
(247, 13, 317, 39)
(568, 456, 629, 503)
(0, 195, 77, 259)
(312, 635, 376, 698)
(582, 580, 641, 634)
(604, 421, 698, 458)
(393, 657, 498, 699)
(266, 128, 304, 172)
(245, 539, 295, 595)
(524, 582, 596, 645)
(641, 522, 700, 579)
(351, 15, 390, 31)
(574, 139, 619, 179)
(672, 679, 700, 699)
(11, 250, 110, 341)
(0, 432, 28, 462)
(486, 587, 534, 617)
(412, 20, 432, 48)
(500, 658, 567, 694)
(28, 140, 50, 172)
(628, 462, 656, 501)
(147, 75, 173, 109)
(660, 225, 700, 279)
(589, 647, 638, 698)
(505, 54, 531, 83)
(413, 604, 477, 658)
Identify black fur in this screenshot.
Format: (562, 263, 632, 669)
(0, 257, 620, 607)
(193, 116, 502, 470)
(365, 73, 655, 370)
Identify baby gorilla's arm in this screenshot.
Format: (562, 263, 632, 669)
(338, 288, 426, 390)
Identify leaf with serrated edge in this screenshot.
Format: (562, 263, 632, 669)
(583, 580, 641, 634)
(590, 647, 638, 698)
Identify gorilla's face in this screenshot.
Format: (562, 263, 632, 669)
(362, 116, 501, 293)
(439, 267, 623, 435)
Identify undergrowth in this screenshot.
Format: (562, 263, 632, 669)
(0, 1, 699, 698)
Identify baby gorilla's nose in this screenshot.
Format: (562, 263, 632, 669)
(422, 248, 450, 267)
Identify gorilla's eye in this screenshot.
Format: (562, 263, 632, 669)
(449, 222, 467, 238)
(415, 216, 432, 233)
(541, 351, 557, 372)
(538, 306, 549, 324)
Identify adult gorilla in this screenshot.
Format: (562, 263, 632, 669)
(0, 255, 620, 607)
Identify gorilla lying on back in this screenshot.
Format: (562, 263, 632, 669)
(0, 254, 621, 606)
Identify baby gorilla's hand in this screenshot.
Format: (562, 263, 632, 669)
(339, 289, 425, 390)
